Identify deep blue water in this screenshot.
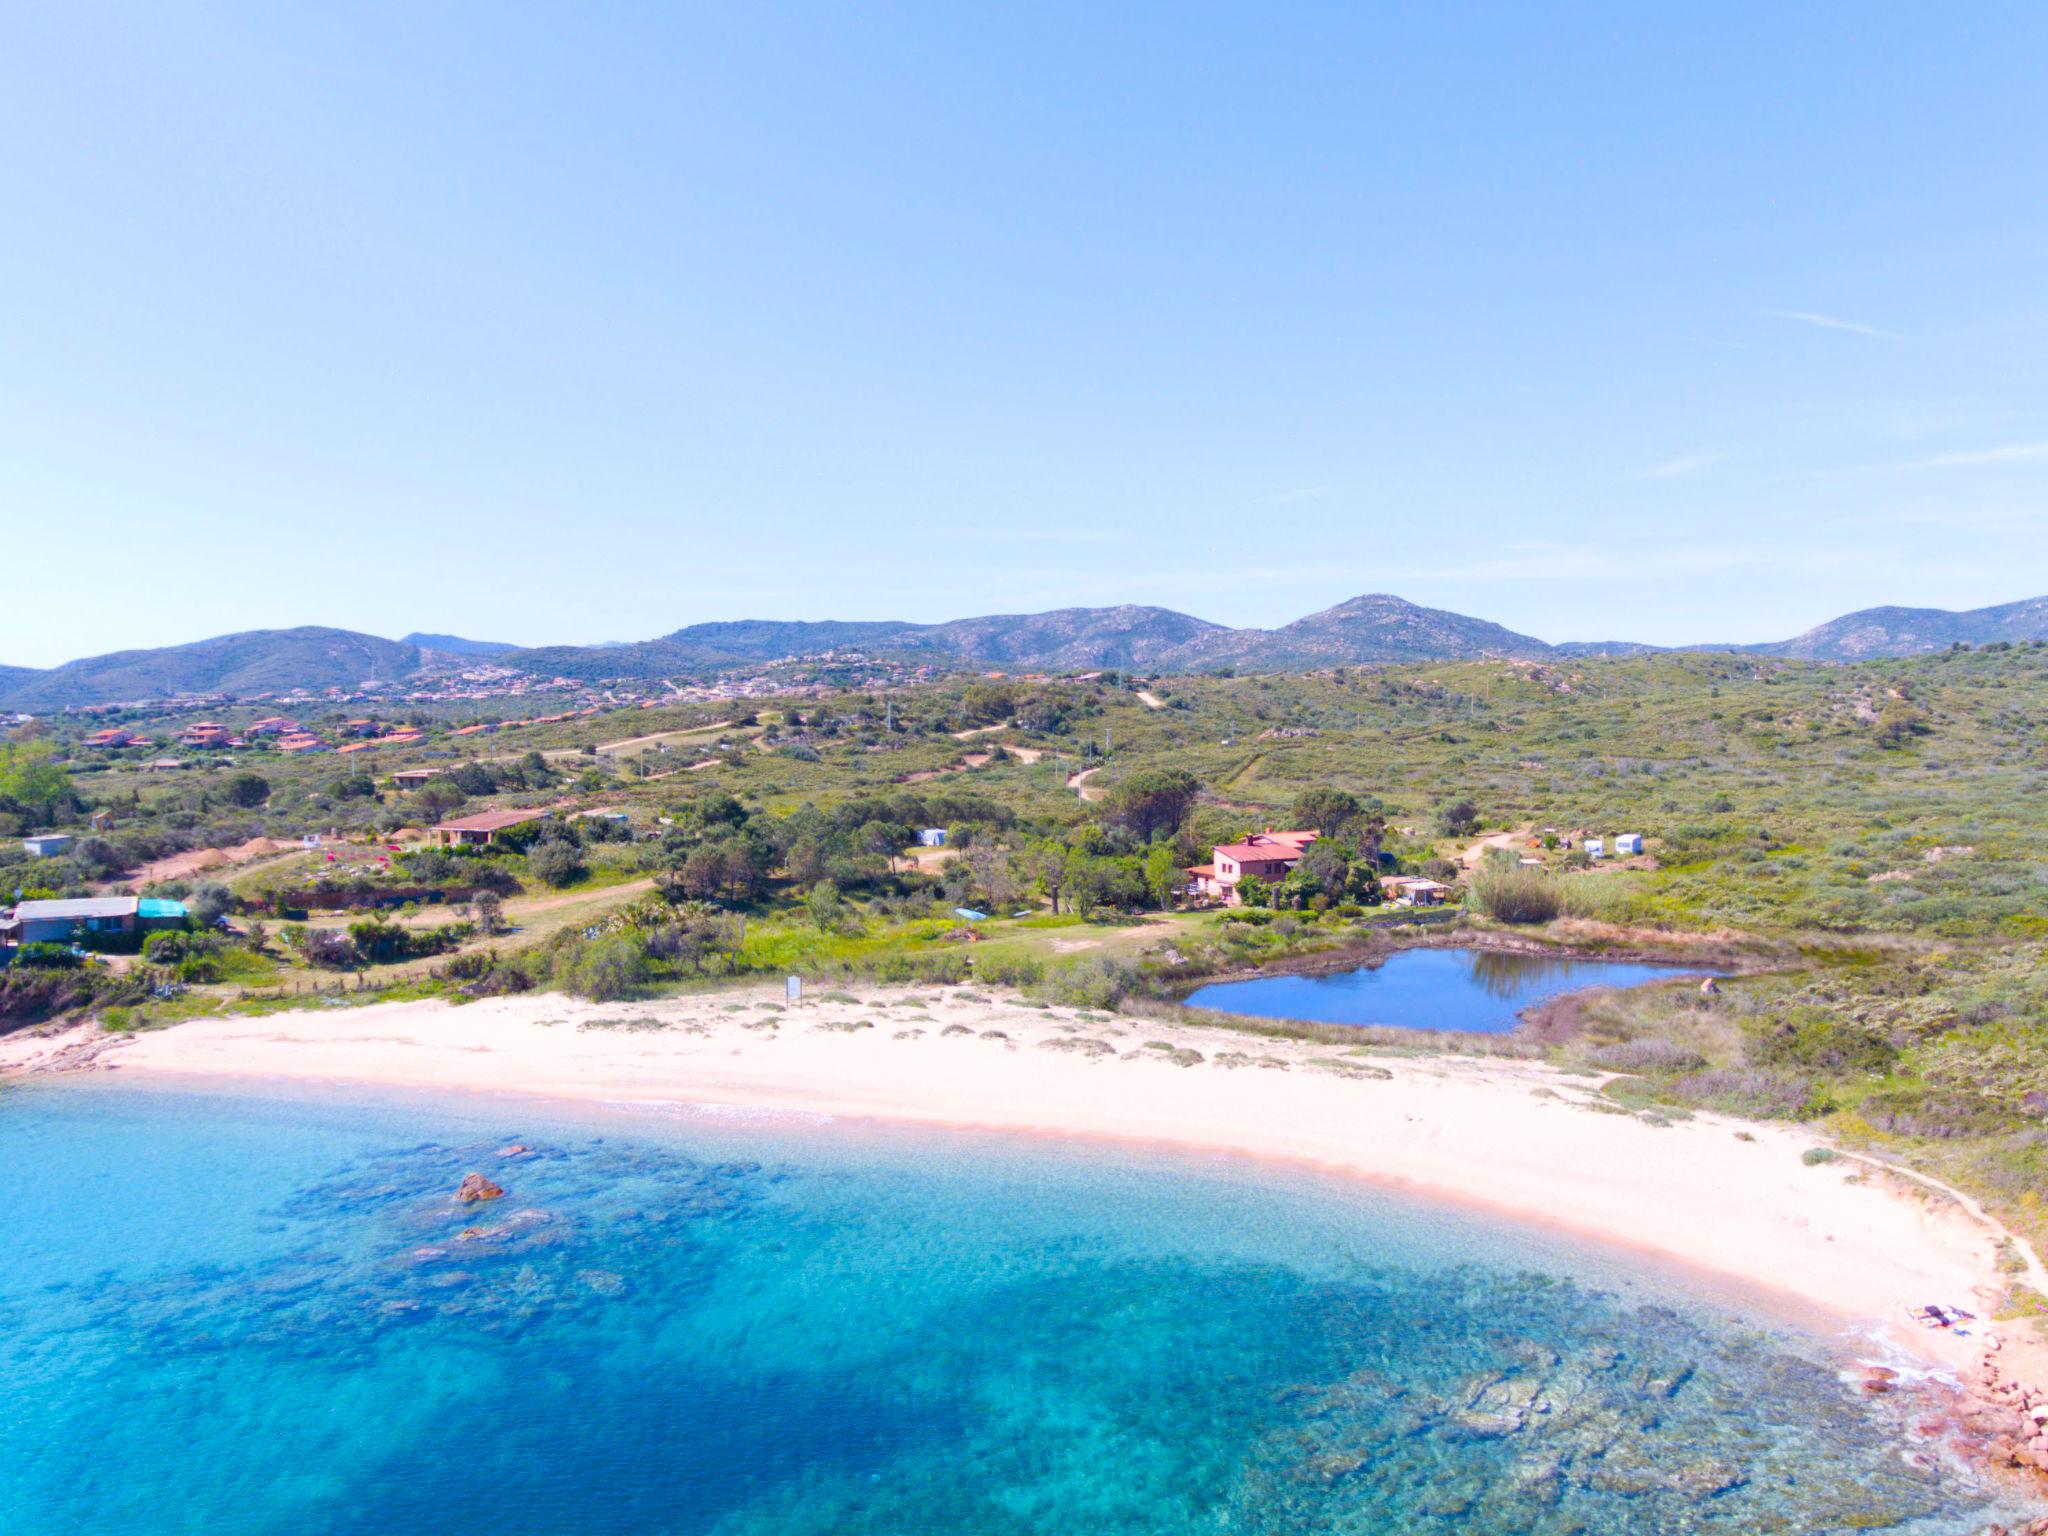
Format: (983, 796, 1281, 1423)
(1185, 946, 1717, 1032)
(0, 1079, 2017, 1534)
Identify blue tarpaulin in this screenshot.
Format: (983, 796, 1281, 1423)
(952, 908, 988, 922)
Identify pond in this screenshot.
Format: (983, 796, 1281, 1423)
(1183, 946, 1718, 1034)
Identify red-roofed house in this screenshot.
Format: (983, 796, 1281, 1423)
(1187, 830, 1319, 903)
(247, 717, 301, 736)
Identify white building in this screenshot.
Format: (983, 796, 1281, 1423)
(1615, 833, 1644, 855)
(21, 833, 74, 858)
(1585, 838, 1605, 860)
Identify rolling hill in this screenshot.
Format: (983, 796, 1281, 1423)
(3, 594, 2044, 708)
(0, 628, 430, 711)
(400, 632, 521, 658)
(1753, 596, 2048, 660)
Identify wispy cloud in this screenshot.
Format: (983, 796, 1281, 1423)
(1887, 442, 2048, 471)
(1639, 453, 1721, 480)
(1769, 309, 1899, 339)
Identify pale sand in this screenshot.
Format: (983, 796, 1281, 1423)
(8, 983, 2041, 1391)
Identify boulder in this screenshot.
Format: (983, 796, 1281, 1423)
(455, 1172, 505, 1203)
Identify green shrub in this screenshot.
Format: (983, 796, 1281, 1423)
(1468, 864, 1561, 924)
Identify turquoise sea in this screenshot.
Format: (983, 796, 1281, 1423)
(0, 1079, 2025, 1534)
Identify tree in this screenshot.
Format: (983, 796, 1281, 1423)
(414, 779, 466, 820)
(1027, 840, 1069, 913)
(968, 842, 1022, 908)
(1143, 843, 1183, 911)
(224, 773, 271, 809)
(859, 819, 913, 872)
(785, 836, 827, 888)
(1290, 841, 1353, 904)
(186, 881, 234, 928)
(1102, 768, 1199, 842)
(1292, 787, 1361, 836)
(528, 838, 586, 888)
(1437, 799, 1481, 838)
(805, 879, 845, 931)
(1065, 850, 1110, 919)
(1235, 874, 1271, 908)
(0, 743, 74, 825)
(471, 890, 506, 935)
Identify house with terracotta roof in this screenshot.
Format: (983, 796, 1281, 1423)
(276, 733, 328, 754)
(432, 807, 552, 847)
(1186, 830, 1319, 903)
(179, 722, 232, 748)
(247, 717, 301, 736)
(83, 728, 147, 749)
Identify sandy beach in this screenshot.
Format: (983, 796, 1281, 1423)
(8, 982, 2039, 1378)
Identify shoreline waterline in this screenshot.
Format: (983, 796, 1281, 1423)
(5, 985, 2028, 1367)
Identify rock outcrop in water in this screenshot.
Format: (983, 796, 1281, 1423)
(1227, 1275, 1977, 1534)
(455, 1173, 504, 1203)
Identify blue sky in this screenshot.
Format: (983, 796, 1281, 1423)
(4, 4, 2046, 666)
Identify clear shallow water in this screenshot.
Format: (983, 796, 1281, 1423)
(0, 1079, 2014, 1535)
(1185, 946, 1718, 1033)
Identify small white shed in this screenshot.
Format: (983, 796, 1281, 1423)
(1615, 833, 1644, 855)
(21, 833, 73, 858)
(917, 828, 947, 847)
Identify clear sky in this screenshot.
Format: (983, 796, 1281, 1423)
(5, 4, 2046, 667)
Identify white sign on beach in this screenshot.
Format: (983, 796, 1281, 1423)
(786, 975, 802, 1006)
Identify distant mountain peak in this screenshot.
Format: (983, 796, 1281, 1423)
(3, 593, 2042, 709)
(401, 632, 519, 657)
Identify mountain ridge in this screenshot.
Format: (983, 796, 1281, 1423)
(400, 632, 520, 657)
(2, 594, 2042, 709)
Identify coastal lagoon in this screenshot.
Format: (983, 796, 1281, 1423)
(1185, 946, 1717, 1033)
(0, 1079, 2015, 1534)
